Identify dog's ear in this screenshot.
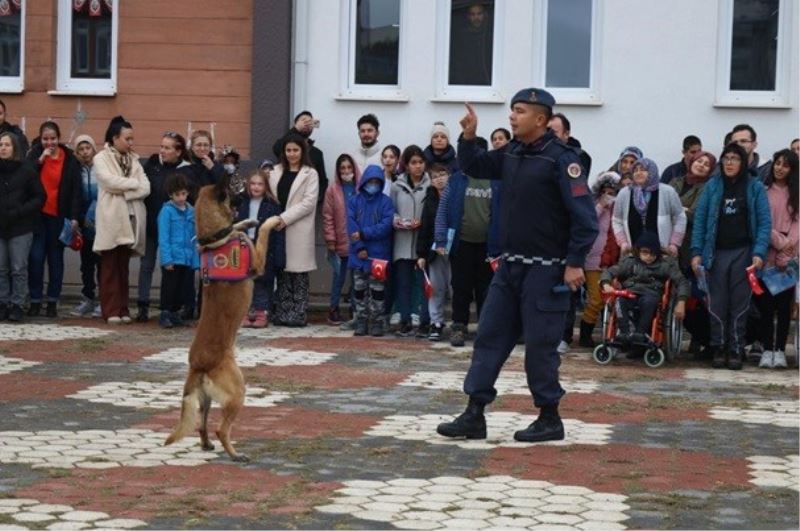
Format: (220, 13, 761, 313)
(214, 172, 231, 203)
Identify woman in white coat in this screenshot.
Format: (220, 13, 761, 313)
(92, 116, 150, 324)
(612, 157, 686, 257)
(269, 133, 319, 326)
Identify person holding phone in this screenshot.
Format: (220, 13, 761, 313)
(273, 111, 327, 201)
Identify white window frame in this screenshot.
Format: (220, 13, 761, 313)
(432, 0, 505, 103)
(337, 0, 408, 102)
(52, 0, 118, 96)
(0, 0, 25, 93)
(533, 0, 603, 106)
(714, 0, 793, 108)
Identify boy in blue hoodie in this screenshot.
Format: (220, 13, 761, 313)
(157, 174, 200, 328)
(348, 164, 395, 336)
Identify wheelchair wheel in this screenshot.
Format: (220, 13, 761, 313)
(593, 344, 614, 365)
(664, 301, 683, 361)
(644, 347, 666, 368)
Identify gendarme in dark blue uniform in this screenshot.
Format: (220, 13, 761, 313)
(437, 88, 598, 443)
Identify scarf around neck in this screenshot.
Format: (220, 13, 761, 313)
(108, 145, 132, 177)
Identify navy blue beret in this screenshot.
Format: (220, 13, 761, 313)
(510, 88, 556, 110)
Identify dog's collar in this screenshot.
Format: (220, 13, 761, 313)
(198, 225, 233, 248)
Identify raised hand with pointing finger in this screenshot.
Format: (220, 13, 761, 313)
(459, 102, 478, 139)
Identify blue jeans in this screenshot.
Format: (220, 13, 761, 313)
(328, 253, 352, 308)
(252, 266, 278, 312)
(28, 214, 66, 303)
(0, 233, 34, 306)
(394, 259, 430, 325)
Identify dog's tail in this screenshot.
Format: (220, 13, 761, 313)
(164, 374, 202, 446)
(252, 216, 282, 275)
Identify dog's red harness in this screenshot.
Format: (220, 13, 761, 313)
(200, 234, 253, 284)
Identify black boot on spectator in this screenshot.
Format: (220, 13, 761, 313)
(46, 302, 57, 318)
(354, 318, 368, 337)
(514, 404, 565, 443)
(578, 320, 595, 348)
(450, 323, 466, 347)
(437, 398, 487, 439)
(727, 349, 744, 370)
(369, 317, 385, 337)
(0, 303, 8, 321)
(135, 304, 149, 323)
(8, 305, 23, 322)
(710, 346, 726, 369)
(27, 302, 41, 317)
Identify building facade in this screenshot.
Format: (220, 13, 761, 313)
(1, 0, 798, 297)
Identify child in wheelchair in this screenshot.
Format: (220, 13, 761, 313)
(600, 232, 689, 351)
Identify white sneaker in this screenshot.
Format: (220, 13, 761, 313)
(759, 350, 774, 368)
(120, 315, 132, 324)
(107, 316, 122, 325)
(557, 340, 570, 354)
(389, 312, 401, 326)
(772, 350, 787, 369)
(92, 304, 102, 318)
(411, 313, 420, 327)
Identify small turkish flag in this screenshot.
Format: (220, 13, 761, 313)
(371, 258, 388, 282)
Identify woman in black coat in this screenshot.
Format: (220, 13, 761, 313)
(26, 121, 82, 317)
(0, 131, 45, 322)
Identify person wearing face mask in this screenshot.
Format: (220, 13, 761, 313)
(323, 154, 361, 325)
(347, 164, 395, 337)
(273, 111, 328, 202)
(137, 132, 194, 323)
(26, 121, 82, 318)
(601, 231, 688, 346)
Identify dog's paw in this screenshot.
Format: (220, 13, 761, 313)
(233, 219, 258, 231)
(201, 442, 215, 451)
(231, 453, 250, 463)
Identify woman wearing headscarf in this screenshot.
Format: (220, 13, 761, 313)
(612, 158, 686, 257)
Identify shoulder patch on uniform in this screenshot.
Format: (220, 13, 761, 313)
(567, 163, 582, 179)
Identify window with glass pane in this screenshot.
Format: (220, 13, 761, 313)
(0, 3, 21, 77)
(354, 0, 400, 85)
(71, 0, 112, 79)
(545, 0, 592, 88)
(448, 0, 494, 86)
(730, 0, 778, 91)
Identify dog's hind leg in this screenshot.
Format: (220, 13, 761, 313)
(198, 391, 215, 451)
(208, 360, 248, 462)
(164, 371, 202, 447)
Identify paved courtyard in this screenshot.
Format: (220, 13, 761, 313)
(0, 317, 798, 530)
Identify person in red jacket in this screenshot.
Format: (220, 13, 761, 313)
(323, 154, 360, 324)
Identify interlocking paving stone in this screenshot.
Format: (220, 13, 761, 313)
(683, 368, 799, 387)
(747, 455, 800, 491)
(0, 430, 220, 469)
(316, 476, 631, 529)
(143, 346, 337, 367)
(366, 412, 612, 449)
(0, 324, 111, 341)
(67, 380, 291, 410)
(709, 400, 799, 428)
(0, 355, 41, 376)
(0, 498, 145, 529)
(399, 371, 600, 395)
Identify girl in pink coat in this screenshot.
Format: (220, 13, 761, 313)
(322, 154, 360, 324)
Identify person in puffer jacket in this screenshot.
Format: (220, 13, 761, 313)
(157, 173, 199, 329)
(348, 165, 395, 337)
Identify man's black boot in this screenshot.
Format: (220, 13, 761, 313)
(710, 345, 726, 369)
(436, 398, 487, 439)
(513, 404, 565, 443)
(354, 318, 368, 336)
(578, 320, 595, 348)
(727, 349, 744, 370)
(135, 304, 149, 323)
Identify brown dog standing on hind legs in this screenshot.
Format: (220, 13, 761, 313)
(164, 175, 281, 462)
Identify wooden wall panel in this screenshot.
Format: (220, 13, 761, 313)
(7, 0, 255, 157)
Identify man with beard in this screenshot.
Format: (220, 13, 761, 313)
(449, 2, 493, 86)
(349, 113, 383, 174)
(273, 111, 327, 201)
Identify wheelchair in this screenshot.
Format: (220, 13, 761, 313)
(592, 280, 683, 368)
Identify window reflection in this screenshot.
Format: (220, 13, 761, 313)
(354, 0, 400, 85)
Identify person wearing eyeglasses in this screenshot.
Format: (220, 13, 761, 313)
(690, 142, 771, 370)
(729, 124, 770, 181)
(136, 132, 194, 323)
